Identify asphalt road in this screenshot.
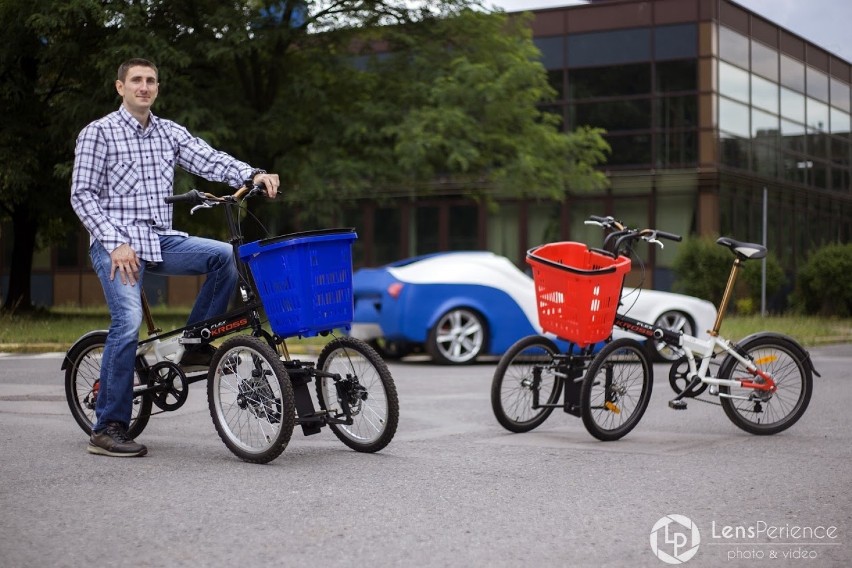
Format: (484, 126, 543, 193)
(1, 344, 850, 568)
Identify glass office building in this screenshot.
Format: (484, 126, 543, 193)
(516, 0, 851, 289)
(4, 0, 850, 306)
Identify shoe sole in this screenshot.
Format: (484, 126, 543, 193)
(87, 443, 147, 458)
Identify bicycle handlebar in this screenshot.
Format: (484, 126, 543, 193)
(164, 189, 209, 205)
(585, 215, 682, 255)
(164, 184, 268, 210)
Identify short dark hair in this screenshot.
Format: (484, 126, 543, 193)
(117, 58, 158, 82)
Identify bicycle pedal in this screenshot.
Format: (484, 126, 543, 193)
(668, 399, 688, 410)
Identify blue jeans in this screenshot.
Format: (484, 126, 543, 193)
(89, 235, 238, 431)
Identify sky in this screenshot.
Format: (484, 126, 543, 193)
(485, 0, 852, 63)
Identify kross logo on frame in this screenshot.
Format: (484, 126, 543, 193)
(650, 514, 701, 564)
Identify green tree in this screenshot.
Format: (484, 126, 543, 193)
(1, 0, 608, 310)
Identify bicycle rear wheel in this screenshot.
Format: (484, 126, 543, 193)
(64, 332, 152, 439)
(580, 338, 653, 441)
(718, 336, 812, 435)
(316, 336, 399, 453)
(491, 335, 563, 433)
(208, 335, 295, 463)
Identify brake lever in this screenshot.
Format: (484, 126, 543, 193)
(643, 231, 665, 249)
(190, 202, 214, 215)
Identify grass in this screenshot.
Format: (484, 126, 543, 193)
(1, 307, 850, 354)
(0, 306, 334, 353)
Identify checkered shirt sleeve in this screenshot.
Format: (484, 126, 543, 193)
(71, 106, 253, 263)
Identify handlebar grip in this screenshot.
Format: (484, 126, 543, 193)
(164, 189, 205, 205)
(655, 230, 682, 242)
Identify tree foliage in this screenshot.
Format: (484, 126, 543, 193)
(0, 0, 609, 310)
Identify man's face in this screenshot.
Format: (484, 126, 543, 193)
(116, 65, 159, 115)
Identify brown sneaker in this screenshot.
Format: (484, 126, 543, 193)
(87, 422, 147, 457)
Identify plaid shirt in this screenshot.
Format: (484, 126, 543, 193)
(71, 105, 254, 263)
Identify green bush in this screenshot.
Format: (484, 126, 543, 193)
(741, 252, 787, 311)
(792, 243, 852, 317)
(672, 236, 787, 313)
(671, 236, 730, 305)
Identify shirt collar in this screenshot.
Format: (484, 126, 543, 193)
(117, 105, 159, 135)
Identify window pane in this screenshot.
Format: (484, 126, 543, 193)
(570, 99, 652, 131)
(807, 67, 829, 102)
(656, 60, 697, 92)
(568, 63, 651, 99)
(808, 131, 829, 160)
(832, 165, 851, 191)
(812, 160, 829, 189)
(534, 35, 565, 70)
(780, 54, 805, 92)
(751, 40, 778, 81)
(654, 24, 697, 60)
(752, 142, 778, 177)
(831, 107, 851, 135)
(719, 61, 749, 103)
(719, 97, 750, 138)
(831, 136, 850, 165)
(752, 108, 778, 142)
(720, 135, 749, 169)
(751, 74, 778, 114)
(830, 77, 851, 112)
(448, 205, 478, 250)
(415, 206, 440, 255)
(656, 130, 697, 166)
(567, 28, 651, 67)
(548, 69, 564, 100)
(374, 207, 401, 265)
(605, 133, 652, 166)
(781, 119, 807, 153)
(781, 154, 809, 185)
(780, 87, 806, 123)
(655, 95, 698, 129)
(807, 97, 829, 132)
(719, 26, 749, 68)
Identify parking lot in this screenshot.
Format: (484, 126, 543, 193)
(1, 344, 850, 567)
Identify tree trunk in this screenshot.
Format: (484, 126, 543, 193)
(3, 210, 38, 312)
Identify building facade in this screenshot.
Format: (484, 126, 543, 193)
(2, 0, 850, 306)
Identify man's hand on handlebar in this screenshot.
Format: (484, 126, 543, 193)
(252, 172, 279, 199)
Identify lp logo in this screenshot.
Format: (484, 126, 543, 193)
(650, 514, 701, 564)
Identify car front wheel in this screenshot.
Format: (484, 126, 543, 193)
(651, 310, 694, 362)
(427, 308, 487, 365)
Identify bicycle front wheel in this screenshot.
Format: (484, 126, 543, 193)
(208, 336, 296, 463)
(580, 338, 653, 441)
(316, 336, 399, 453)
(718, 336, 813, 435)
(64, 332, 152, 439)
(491, 335, 563, 433)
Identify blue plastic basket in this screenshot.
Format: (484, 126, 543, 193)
(238, 229, 357, 338)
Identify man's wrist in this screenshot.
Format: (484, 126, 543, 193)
(246, 168, 266, 186)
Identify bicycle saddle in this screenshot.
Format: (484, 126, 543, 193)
(715, 237, 767, 261)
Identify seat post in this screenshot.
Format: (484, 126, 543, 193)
(711, 258, 742, 336)
(141, 288, 161, 336)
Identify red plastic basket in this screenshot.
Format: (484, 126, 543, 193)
(526, 241, 632, 346)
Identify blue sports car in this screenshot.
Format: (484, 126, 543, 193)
(350, 251, 717, 365)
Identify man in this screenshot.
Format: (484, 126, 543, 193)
(71, 58, 279, 457)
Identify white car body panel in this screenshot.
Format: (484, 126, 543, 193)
(385, 251, 717, 341)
